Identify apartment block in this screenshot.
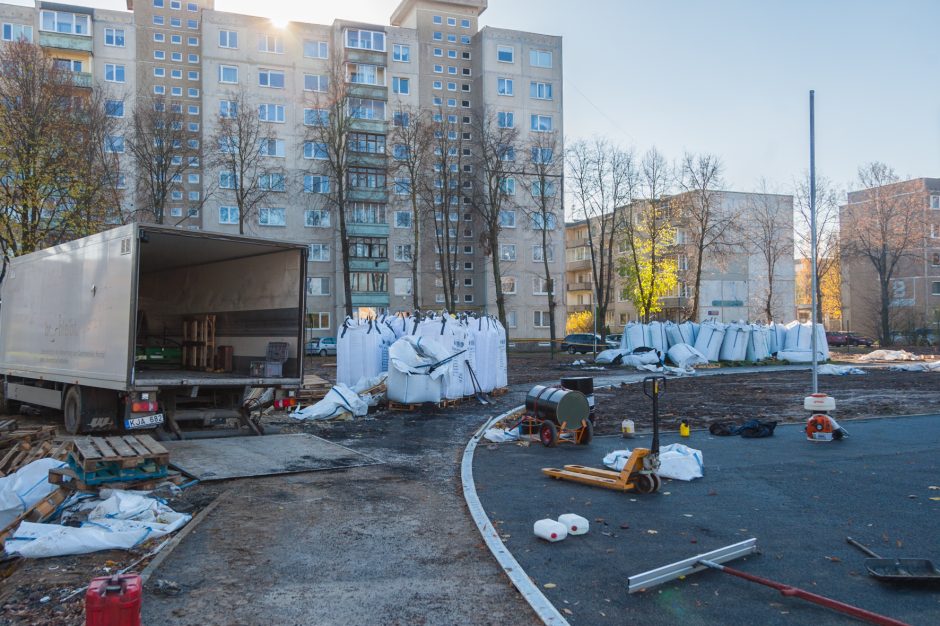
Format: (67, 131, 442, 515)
(840, 177, 940, 336)
(0, 0, 565, 341)
(565, 191, 796, 329)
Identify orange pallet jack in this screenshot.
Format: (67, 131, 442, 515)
(542, 376, 664, 494)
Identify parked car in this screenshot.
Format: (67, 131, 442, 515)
(561, 333, 604, 354)
(825, 331, 849, 347)
(607, 334, 623, 348)
(306, 337, 337, 356)
(845, 332, 874, 347)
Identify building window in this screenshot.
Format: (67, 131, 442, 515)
(497, 78, 513, 96)
(171, 69, 183, 79)
(189, 53, 199, 63)
(531, 114, 553, 132)
(348, 168, 386, 189)
(258, 33, 284, 54)
(188, 70, 199, 80)
(393, 178, 411, 195)
(188, 36, 198, 46)
(105, 64, 125, 83)
(530, 81, 553, 100)
(349, 202, 387, 224)
(2, 22, 33, 42)
(392, 76, 410, 94)
(496, 45, 514, 63)
(931, 195, 940, 210)
(345, 29, 385, 51)
(171, 86, 182, 97)
(931, 224, 939, 239)
(501, 277, 516, 294)
(533, 311, 550, 327)
(259, 173, 286, 192)
(105, 135, 125, 153)
(349, 98, 386, 120)
(394, 277, 413, 296)
(532, 181, 557, 197)
(105, 100, 124, 117)
(304, 74, 329, 92)
(218, 206, 239, 225)
(308, 313, 330, 330)
(306, 277, 330, 296)
(499, 210, 516, 228)
(309, 243, 330, 261)
(170, 0, 181, 9)
(304, 39, 328, 58)
(933, 281, 940, 296)
(258, 103, 285, 122)
(187, 19, 198, 29)
(531, 148, 553, 164)
(171, 35, 181, 44)
(530, 49, 553, 68)
(39, 10, 90, 36)
(932, 252, 940, 267)
(500, 244, 516, 261)
(350, 272, 388, 293)
(219, 99, 237, 118)
(349, 133, 386, 154)
(154, 67, 166, 78)
(154, 50, 165, 60)
(433, 48, 443, 57)
(154, 33, 165, 43)
(258, 69, 285, 88)
(219, 65, 238, 83)
(303, 141, 329, 160)
(258, 207, 286, 226)
(532, 245, 555, 262)
(393, 44, 410, 62)
(395, 211, 412, 228)
(219, 30, 238, 48)
(394, 244, 413, 262)
(432, 31, 442, 41)
(303, 175, 330, 194)
(153, 85, 165, 95)
(305, 209, 330, 227)
(304, 108, 329, 126)
(531, 213, 557, 230)
(499, 177, 516, 195)
(104, 27, 124, 47)
(260, 138, 286, 157)
(433, 64, 443, 73)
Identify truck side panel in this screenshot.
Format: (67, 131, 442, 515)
(0, 227, 135, 391)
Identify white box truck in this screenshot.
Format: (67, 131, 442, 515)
(0, 224, 307, 436)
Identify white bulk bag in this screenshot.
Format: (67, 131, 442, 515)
(768, 322, 786, 354)
(621, 322, 650, 351)
(493, 317, 508, 389)
(665, 321, 698, 348)
(693, 322, 726, 362)
(667, 343, 708, 369)
(719, 323, 751, 361)
(777, 349, 825, 363)
(746, 325, 772, 362)
(386, 336, 449, 404)
(648, 322, 669, 354)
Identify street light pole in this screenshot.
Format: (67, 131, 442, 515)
(809, 90, 819, 394)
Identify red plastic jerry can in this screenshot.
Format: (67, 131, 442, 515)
(86, 573, 142, 626)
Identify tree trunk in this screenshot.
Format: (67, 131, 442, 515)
(338, 191, 353, 318)
(765, 282, 774, 323)
(691, 248, 704, 322)
(879, 277, 891, 346)
(410, 194, 420, 310)
(489, 222, 507, 335)
(542, 228, 556, 359)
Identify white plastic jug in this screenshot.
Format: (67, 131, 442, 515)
(622, 419, 635, 437)
(533, 519, 568, 542)
(558, 514, 589, 535)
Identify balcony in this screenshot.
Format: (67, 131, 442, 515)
(350, 258, 389, 272)
(348, 222, 389, 237)
(349, 117, 386, 135)
(348, 152, 386, 169)
(71, 71, 92, 88)
(39, 31, 93, 53)
(348, 83, 387, 102)
(567, 281, 592, 292)
(568, 304, 592, 313)
(351, 292, 390, 307)
(345, 47, 387, 65)
(348, 188, 387, 204)
(567, 259, 592, 271)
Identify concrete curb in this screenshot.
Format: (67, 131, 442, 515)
(461, 404, 569, 626)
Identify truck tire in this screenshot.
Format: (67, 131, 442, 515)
(63, 386, 83, 435)
(0, 395, 22, 416)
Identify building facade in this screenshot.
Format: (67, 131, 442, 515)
(565, 190, 796, 330)
(0, 0, 565, 340)
(840, 177, 940, 337)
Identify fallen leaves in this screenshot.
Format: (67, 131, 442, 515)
(824, 556, 841, 562)
(543, 583, 556, 589)
(562, 608, 573, 616)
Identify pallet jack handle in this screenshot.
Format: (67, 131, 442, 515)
(642, 376, 665, 456)
(698, 560, 910, 626)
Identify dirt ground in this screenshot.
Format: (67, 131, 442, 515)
(589, 369, 940, 436)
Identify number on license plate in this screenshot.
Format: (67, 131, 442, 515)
(125, 413, 164, 429)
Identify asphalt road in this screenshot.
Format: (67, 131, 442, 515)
(474, 414, 940, 626)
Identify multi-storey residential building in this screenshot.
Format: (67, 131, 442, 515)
(565, 191, 796, 329)
(0, 0, 565, 341)
(840, 177, 940, 337)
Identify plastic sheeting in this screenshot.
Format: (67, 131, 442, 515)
(776, 349, 827, 363)
(5, 490, 191, 558)
(859, 349, 921, 362)
(0, 458, 67, 531)
(290, 383, 371, 420)
(603, 443, 704, 481)
(818, 364, 866, 375)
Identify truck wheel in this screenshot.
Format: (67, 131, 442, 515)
(63, 386, 83, 435)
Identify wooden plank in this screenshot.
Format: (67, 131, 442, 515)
(122, 436, 151, 457)
(135, 434, 168, 456)
(71, 437, 102, 461)
(90, 437, 119, 460)
(105, 436, 136, 458)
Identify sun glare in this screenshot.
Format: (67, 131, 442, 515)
(270, 16, 289, 29)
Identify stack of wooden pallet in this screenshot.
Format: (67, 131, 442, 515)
(182, 314, 217, 371)
(49, 434, 180, 491)
(0, 422, 72, 477)
(297, 374, 333, 403)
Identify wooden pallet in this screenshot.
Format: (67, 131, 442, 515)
(388, 398, 460, 411)
(70, 435, 169, 472)
(49, 466, 184, 492)
(182, 315, 217, 371)
(0, 487, 67, 547)
(490, 387, 510, 397)
(297, 374, 333, 401)
(439, 397, 464, 408)
(0, 440, 72, 477)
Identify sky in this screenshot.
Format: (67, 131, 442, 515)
(18, 0, 940, 195)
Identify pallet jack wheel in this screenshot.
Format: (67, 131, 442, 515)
(539, 421, 558, 447)
(577, 420, 593, 445)
(634, 473, 659, 495)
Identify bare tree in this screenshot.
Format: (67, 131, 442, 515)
(565, 138, 637, 337)
(746, 181, 793, 322)
(676, 152, 736, 321)
(794, 172, 841, 323)
(842, 162, 923, 345)
(620, 147, 677, 322)
(0, 40, 121, 279)
(469, 108, 518, 326)
(127, 95, 200, 225)
(208, 86, 274, 236)
(388, 103, 433, 310)
(523, 130, 562, 356)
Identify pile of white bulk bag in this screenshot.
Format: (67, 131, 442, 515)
(693, 322, 726, 362)
(647, 321, 669, 355)
(719, 323, 751, 361)
(746, 325, 772, 362)
(768, 322, 786, 355)
(782, 321, 829, 361)
(621, 322, 650, 351)
(493, 317, 508, 389)
(666, 343, 708, 369)
(386, 336, 450, 404)
(665, 321, 698, 348)
(467, 316, 497, 393)
(382, 313, 408, 339)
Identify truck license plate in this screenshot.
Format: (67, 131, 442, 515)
(125, 413, 164, 429)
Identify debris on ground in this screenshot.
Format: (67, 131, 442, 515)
(817, 364, 866, 375)
(0, 422, 71, 477)
(483, 427, 521, 443)
(708, 420, 778, 438)
(603, 443, 704, 481)
(859, 349, 923, 362)
(888, 362, 940, 372)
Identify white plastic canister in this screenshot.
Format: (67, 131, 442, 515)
(533, 519, 568, 542)
(557, 514, 589, 535)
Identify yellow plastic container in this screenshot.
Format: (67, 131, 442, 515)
(679, 421, 691, 437)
